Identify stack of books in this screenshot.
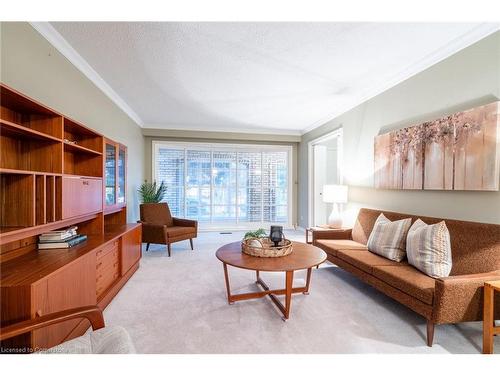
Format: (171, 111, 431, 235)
(38, 226, 88, 250)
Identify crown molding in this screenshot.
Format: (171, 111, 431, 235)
(143, 123, 302, 137)
(300, 23, 500, 135)
(29, 22, 144, 127)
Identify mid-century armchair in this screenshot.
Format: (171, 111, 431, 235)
(0, 306, 135, 354)
(139, 202, 198, 257)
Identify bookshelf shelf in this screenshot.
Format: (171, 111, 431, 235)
(64, 141, 103, 156)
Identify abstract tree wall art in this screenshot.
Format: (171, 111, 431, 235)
(374, 101, 500, 191)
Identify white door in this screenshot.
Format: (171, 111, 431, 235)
(313, 145, 327, 226)
(312, 144, 339, 226)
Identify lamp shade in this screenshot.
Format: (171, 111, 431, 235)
(322, 184, 348, 203)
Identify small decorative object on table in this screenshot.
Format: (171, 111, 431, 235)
(241, 227, 292, 257)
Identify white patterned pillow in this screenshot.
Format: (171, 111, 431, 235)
(367, 213, 412, 262)
(406, 219, 452, 278)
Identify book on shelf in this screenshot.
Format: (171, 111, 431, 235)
(38, 234, 88, 250)
(39, 226, 78, 241)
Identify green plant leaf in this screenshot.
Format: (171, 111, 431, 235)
(138, 180, 168, 203)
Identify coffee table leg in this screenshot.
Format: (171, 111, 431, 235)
(222, 263, 234, 305)
(303, 268, 312, 295)
(255, 270, 260, 283)
(282, 270, 294, 321)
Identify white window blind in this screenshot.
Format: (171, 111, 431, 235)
(153, 142, 291, 229)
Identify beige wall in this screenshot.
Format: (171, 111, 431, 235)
(299, 31, 500, 227)
(143, 130, 300, 226)
(1, 22, 145, 221)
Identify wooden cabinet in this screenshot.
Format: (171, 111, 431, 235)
(61, 176, 102, 219)
(0, 84, 141, 352)
(121, 225, 142, 275)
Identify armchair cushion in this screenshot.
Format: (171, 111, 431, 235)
(43, 326, 135, 354)
(165, 226, 197, 238)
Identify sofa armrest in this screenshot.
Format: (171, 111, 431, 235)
(433, 271, 500, 324)
(173, 217, 198, 230)
(312, 228, 352, 241)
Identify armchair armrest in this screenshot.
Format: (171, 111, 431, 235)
(138, 222, 167, 243)
(433, 271, 500, 324)
(313, 228, 352, 241)
(0, 306, 104, 341)
(173, 217, 198, 229)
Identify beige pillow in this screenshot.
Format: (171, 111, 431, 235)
(406, 219, 452, 278)
(367, 213, 412, 262)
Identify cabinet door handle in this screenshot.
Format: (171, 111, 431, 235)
(82, 181, 89, 186)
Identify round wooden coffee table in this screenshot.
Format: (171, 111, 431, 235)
(215, 241, 327, 320)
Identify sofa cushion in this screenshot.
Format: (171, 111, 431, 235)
(165, 226, 196, 238)
(336, 249, 406, 274)
(372, 265, 435, 305)
(315, 239, 367, 256)
(367, 213, 412, 262)
(407, 219, 452, 278)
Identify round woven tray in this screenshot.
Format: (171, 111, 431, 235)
(241, 237, 293, 258)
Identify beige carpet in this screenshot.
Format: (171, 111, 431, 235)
(103, 230, 496, 354)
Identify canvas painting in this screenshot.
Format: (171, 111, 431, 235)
(374, 101, 500, 191)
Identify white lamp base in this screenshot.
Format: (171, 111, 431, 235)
(327, 203, 343, 229)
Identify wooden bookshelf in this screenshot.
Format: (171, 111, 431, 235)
(0, 83, 141, 352)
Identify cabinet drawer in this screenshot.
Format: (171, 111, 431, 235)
(96, 240, 119, 260)
(62, 176, 102, 219)
(96, 248, 119, 271)
(96, 269, 119, 298)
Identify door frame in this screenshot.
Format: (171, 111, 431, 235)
(307, 127, 343, 227)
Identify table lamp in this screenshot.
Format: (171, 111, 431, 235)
(322, 184, 348, 228)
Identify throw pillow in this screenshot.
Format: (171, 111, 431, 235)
(367, 213, 412, 262)
(406, 219, 452, 278)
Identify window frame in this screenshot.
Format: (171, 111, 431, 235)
(152, 140, 293, 230)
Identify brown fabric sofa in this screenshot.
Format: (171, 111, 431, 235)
(313, 208, 500, 346)
(139, 203, 198, 257)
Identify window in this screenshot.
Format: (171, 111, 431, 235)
(153, 142, 292, 229)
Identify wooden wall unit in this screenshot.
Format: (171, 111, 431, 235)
(0, 83, 142, 352)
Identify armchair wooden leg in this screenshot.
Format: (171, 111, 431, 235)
(146, 243, 150, 251)
(189, 238, 194, 250)
(167, 243, 171, 257)
(427, 320, 435, 347)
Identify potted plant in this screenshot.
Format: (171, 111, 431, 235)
(243, 228, 267, 248)
(138, 180, 167, 203)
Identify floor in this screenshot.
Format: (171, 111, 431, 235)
(104, 230, 497, 354)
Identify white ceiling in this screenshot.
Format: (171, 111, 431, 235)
(38, 22, 499, 135)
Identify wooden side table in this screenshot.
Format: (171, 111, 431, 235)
(483, 280, 500, 354)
